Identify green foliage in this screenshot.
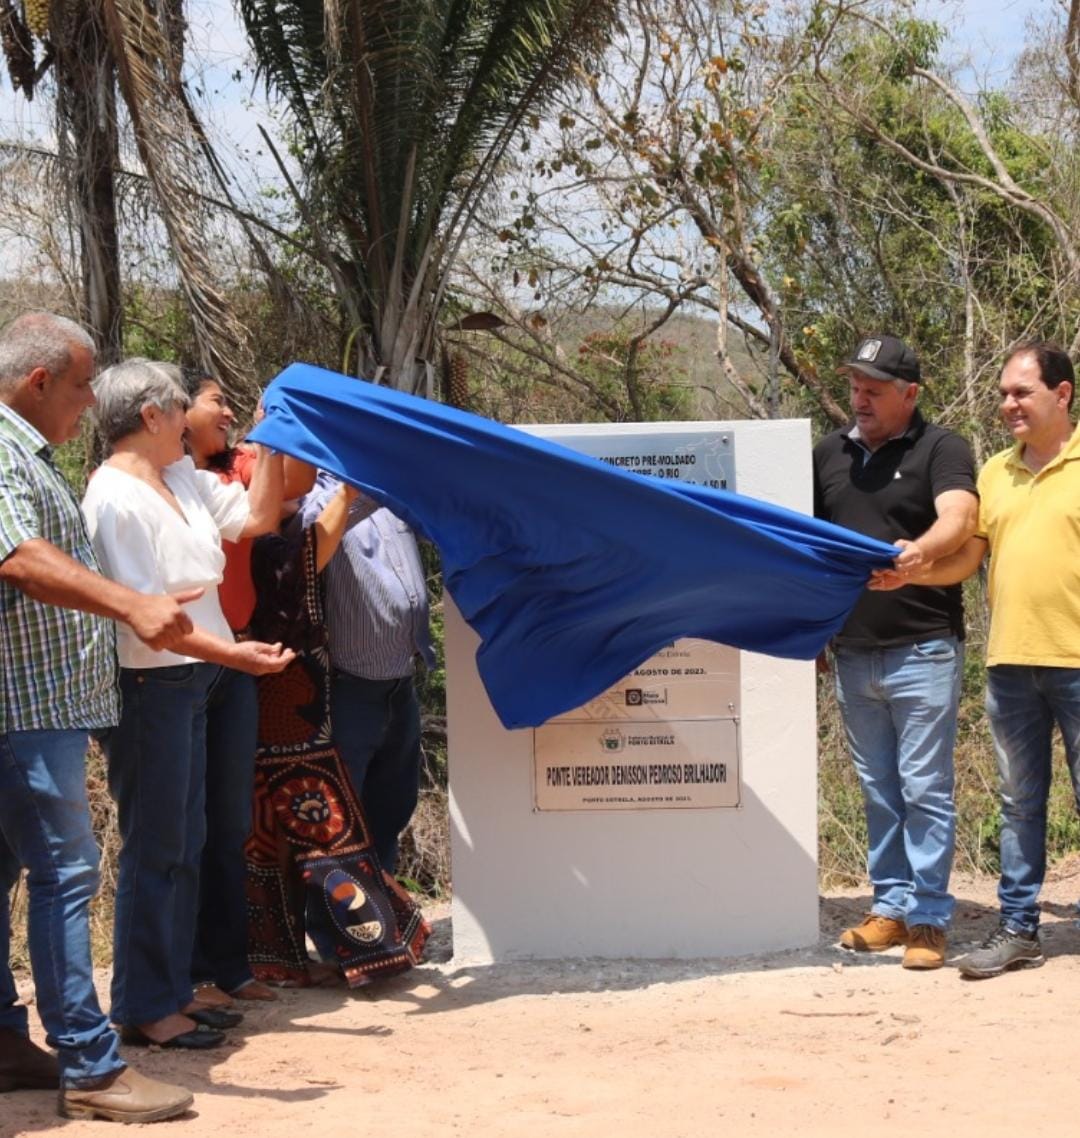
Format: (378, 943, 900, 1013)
(573, 329, 693, 422)
(418, 604, 447, 730)
(121, 286, 194, 363)
(887, 18, 943, 78)
(759, 15, 1069, 433)
(836, 17, 942, 83)
(52, 432, 94, 497)
(415, 540, 447, 789)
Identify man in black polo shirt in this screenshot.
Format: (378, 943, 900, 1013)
(813, 334, 978, 969)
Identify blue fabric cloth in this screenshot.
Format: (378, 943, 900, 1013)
(249, 364, 899, 730)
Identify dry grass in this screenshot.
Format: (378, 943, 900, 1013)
(9, 742, 450, 969)
(818, 582, 1080, 887)
(819, 671, 1080, 889)
(397, 785, 451, 898)
(11, 614, 1080, 965)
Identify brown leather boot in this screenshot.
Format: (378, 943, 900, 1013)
(903, 924, 947, 970)
(59, 1066, 193, 1122)
(839, 914, 907, 952)
(0, 1027, 60, 1091)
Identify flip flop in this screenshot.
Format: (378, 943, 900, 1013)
(230, 980, 279, 1002)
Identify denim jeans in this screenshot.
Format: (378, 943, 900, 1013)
(0, 730, 125, 1087)
(191, 667, 257, 994)
(330, 672, 422, 873)
(834, 637, 963, 928)
(106, 663, 220, 1025)
(986, 664, 1080, 934)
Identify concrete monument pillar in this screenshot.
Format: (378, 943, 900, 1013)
(445, 419, 817, 961)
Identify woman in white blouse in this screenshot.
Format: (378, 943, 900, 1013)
(81, 359, 293, 1050)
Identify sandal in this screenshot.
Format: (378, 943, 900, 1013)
(186, 1007, 243, 1030)
(230, 979, 279, 1002)
(118, 1024, 224, 1051)
(191, 983, 234, 1008)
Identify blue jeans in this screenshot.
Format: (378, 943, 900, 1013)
(192, 667, 257, 993)
(106, 663, 219, 1025)
(834, 637, 963, 928)
(330, 672, 422, 873)
(986, 665, 1080, 934)
(0, 730, 125, 1087)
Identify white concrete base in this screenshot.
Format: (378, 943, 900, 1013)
(445, 419, 818, 961)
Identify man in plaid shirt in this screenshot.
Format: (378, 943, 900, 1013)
(0, 313, 200, 1122)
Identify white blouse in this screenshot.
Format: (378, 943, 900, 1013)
(81, 456, 250, 669)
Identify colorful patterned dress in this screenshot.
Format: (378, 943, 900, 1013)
(244, 523, 430, 986)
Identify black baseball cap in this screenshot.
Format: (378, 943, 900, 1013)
(839, 334, 921, 383)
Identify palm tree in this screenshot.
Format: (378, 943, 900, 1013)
(101, 0, 256, 396)
(2, 0, 255, 392)
(2, 0, 123, 362)
(237, 0, 619, 392)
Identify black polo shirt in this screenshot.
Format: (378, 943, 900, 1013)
(812, 410, 976, 648)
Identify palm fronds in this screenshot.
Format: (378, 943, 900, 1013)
(235, 0, 619, 388)
(101, 0, 255, 401)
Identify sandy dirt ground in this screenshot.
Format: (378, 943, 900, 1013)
(7, 861, 1080, 1138)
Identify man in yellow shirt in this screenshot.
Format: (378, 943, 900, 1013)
(872, 341, 1080, 977)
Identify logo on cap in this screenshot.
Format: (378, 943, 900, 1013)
(857, 339, 882, 362)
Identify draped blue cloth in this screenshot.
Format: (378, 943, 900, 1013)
(249, 365, 897, 729)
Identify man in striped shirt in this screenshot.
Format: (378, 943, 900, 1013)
(299, 471, 435, 873)
(0, 313, 197, 1122)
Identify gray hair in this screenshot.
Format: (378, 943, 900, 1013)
(93, 358, 191, 448)
(0, 312, 95, 393)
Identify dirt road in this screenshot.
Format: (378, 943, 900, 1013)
(7, 864, 1080, 1138)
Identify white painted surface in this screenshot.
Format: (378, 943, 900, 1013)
(446, 419, 818, 961)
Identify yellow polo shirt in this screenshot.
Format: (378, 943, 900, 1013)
(978, 422, 1080, 666)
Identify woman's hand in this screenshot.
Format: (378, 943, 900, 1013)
(230, 640, 296, 675)
(240, 447, 286, 538)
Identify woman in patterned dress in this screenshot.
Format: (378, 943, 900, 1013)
(245, 480, 429, 986)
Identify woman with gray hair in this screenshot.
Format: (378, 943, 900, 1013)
(81, 358, 293, 1050)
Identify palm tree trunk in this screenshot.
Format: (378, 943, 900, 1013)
(55, 0, 123, 364)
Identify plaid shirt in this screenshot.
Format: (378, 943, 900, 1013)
(0, 403, 119, 732)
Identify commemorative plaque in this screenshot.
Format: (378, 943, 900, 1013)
(532, 433, 741, 811)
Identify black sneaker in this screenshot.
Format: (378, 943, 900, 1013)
(956, 923, 1044, 979)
